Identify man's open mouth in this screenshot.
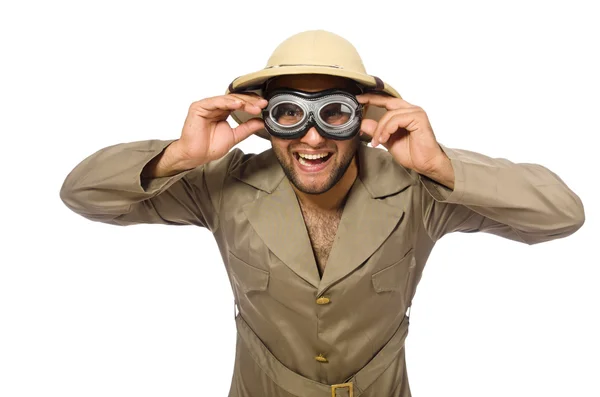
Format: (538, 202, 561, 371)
(294, 152, 333, 167)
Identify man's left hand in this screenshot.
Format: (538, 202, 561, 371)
(357, 93, 455, 189)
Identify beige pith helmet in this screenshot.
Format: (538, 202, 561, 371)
(225, 30, 402, 142)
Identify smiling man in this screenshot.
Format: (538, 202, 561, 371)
(60, 30, 585, 396)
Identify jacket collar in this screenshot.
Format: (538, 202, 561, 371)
(230, 143, 415, 295)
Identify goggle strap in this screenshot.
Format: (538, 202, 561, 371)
(371, 75, 384, 90)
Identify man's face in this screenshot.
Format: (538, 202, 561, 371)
(265, 74, 362, 195)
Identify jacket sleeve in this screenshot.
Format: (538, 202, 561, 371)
(59, 139, 244, 231)
(420, 144, 585, 244)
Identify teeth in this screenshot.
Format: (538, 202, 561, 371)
(298, 153, 328, 160)
(298, 157, 311, 166)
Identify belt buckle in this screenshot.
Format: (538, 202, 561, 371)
(331, 382, 353, 397)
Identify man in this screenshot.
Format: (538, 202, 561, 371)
(60, 30, 585, 396)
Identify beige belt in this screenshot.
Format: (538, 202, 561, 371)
(234, 313, 410, 397)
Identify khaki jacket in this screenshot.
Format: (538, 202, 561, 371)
(60, 140, 585, 397)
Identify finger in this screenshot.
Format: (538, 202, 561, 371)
(196, 96, 262, 118)
(372, 109, 419, 146)
(229, 93, 269, 108)
(197, 93, 266, 110)
(194, 96, 242, 112)
(229, 92, 265, 102)
(228, 94, 269, 115)
(356, 93, 415, 110)
(231, 118, 265, 144)
(360, 119, 378, 137)
(379, 114, 410, 145)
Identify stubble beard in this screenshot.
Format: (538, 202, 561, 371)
(273, 137, 360, 195)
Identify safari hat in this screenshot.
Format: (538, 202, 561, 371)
(225, 30, 402, 142)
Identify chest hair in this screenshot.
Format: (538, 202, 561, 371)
(298, 204, 343, 279)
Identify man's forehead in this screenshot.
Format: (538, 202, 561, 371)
(266, 74, 358, 93)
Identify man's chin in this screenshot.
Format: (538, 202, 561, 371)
(295, 185, 331, 195)
(289, 177, 333, 195)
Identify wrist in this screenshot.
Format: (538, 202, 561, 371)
(143, 141, 197, 178)
(420, 153, 455, 190)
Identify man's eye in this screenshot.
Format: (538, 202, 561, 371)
(323, 109, 343, 119)
(273, 104, 304, 125)
(320, 103, 351, 125)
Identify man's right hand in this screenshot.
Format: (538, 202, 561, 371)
(143, 93, 267, 178)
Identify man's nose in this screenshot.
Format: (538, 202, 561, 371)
(300, 126, 326, 146)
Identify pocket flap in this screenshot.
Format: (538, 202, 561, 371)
(372, 250, 416, 293)
(228, 251, 270, 293)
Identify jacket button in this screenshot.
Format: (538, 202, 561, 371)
(315, 353, 328, 363)
(316, 297, 330, 305)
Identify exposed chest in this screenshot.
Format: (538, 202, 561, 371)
(299, 205, 343, 278)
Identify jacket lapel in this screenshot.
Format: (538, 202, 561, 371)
(230, 144, 415, 293)
(316, 144, 414, 296)
(231, 148, 321, 288)
(242, 177, 322, 289)
(315, 178, 406, 296)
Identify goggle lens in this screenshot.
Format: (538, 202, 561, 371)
(271, 102, 305, 126)
(319, 102, 353, 127)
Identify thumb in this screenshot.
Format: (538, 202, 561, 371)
(360, 119, 378, 137)
(232, 118, 265, 143)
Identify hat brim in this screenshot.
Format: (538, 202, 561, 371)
(225, 65, 401, 142)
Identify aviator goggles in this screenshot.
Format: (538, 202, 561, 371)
(262, 88, 364, 140)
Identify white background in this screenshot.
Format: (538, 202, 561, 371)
(1, 0, 598, 396)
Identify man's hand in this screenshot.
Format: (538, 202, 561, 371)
(174, 93, 267, 167)
(144, 93, 267, 178)
(357, 93, 455, 189)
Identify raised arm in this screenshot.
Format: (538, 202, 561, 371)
(355, 92, 585, 245)
(59, 93, 268, 230)
(419, 144, 585, 244)
(60, 139, 237, 229)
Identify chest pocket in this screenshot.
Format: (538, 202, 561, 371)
(371, 249, 416, 293)
(228, 251, 270, 294)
